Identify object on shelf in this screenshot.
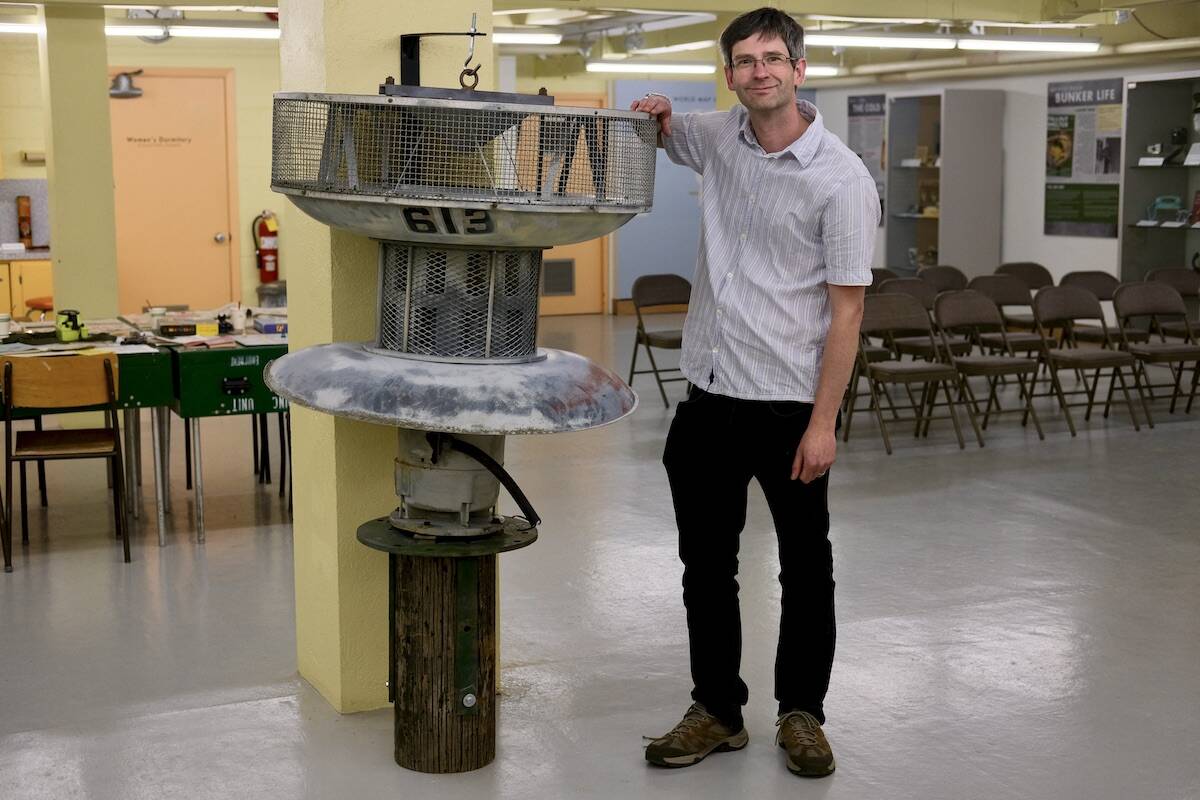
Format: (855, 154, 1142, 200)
(1185, 143, 1200, 167)
(16, 196, 32, 248)
(1189, 191, 1200, 225)
(918, 177, 939, 216)
(1145, 195, 1185, 224)
(1166, 127, 1189, 164)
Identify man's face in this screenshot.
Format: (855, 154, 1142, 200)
(725, 32, 805, 113)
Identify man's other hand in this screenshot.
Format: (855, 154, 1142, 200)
(791, 425, 836, 483)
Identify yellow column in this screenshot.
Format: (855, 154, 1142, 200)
(37, 4, 119, 316)
(714, 14, 738, 112)
(279, 0, 494, 713)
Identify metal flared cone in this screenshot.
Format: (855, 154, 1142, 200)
(265, 342, 638, 435)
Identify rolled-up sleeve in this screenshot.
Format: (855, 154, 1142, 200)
(821, 176, 879, 286)
(662, 111, 723, 174)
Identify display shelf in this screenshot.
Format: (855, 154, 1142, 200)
(885, 90, 1004, 276)
(1118, 70, 1200, 284)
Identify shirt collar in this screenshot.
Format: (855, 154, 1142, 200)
(737, 98, 823, 167)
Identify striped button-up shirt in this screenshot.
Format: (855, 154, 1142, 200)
(662, 99, 879, 402)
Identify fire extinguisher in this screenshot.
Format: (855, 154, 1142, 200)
(252, 210, 279, 283)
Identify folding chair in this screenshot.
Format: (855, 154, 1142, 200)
(628, 274, 691, 408)
(844, 293, 982, 454)
(967, 275, 1047, 349)
(2, 355, 130, 572)
(1146, 268, 1200, 339)
(997, 261, 1054, 291)
(1031, 286, 1151, 436)
(918, 264, 968, 294)
(877, 278, 971, 359)
(869, 268, 898, 294)
(1112, 282, 1200, 415)
(934, 290, 1044, 442)
(1060, 271, 1149, 345)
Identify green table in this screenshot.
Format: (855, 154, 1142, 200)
(168, 344, 290, 542)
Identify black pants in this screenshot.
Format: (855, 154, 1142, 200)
(662, 386, 836, 731)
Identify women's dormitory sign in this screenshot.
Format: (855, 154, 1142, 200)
(1045, 78, 1123, 238)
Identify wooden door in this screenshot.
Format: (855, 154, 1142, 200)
(109, 68, 239, 315)
(539, 94, 607, 316)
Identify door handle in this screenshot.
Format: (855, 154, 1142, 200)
(214, 232, 229, 243)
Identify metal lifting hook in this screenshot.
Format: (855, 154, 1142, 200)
(460, 12, 484, 90)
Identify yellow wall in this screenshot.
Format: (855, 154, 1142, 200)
(0, 31, 279, 303)
(0, 34, 44, 180)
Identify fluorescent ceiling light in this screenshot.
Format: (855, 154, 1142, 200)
(804, 65, 839, 77)
(169, 25, 279, 39)
(2, 20, 280, 39)
(972, 19, 1095, 29)
(1116, 36, 1200, 54)
(806, 32, 956, 50)
(492, 31, 562, 45)
(957, 35, 1100, 53)
(105, 24, 166, 37)
(806, 15, 938, 25)
(0, 22, 40, 34)
(104, 5, 278, 10)
(586, 61, 715, 74)
(630, 39, 714, 56)
(492, 7, 556, 15)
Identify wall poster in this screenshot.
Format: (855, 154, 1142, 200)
(847, 94, 886, 224)
(1045, 78, 1123, 237)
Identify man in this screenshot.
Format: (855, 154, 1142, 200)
(630, 7, 878, 779)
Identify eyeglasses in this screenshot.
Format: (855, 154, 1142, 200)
(731, 53, 799, 72)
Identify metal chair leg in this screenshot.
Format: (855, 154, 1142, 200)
(33, 416, 47, 507)
(19, 461, 28, 544)
(259, 413, 271, 484)
(184, 421, 192, 490)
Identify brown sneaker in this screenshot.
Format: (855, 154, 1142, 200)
(776, 711, 836, 777)
(644, 703, 749, 768)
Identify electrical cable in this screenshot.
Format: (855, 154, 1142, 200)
(427, 433, 542, 527)
(1130, 11, 1169, 40)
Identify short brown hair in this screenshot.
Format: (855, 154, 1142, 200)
(719, 7, 805, 66)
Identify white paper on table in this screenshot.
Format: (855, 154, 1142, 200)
(234, 334, 288, 347)
(1138, 156, 1166, 167)
(1135, 220, 1160, 227)
(1184, 143, 1200, 166)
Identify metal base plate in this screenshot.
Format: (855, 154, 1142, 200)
(264, 342, 638, 434)
(358, 516, 537, 557)
(388, 508, 507, 538)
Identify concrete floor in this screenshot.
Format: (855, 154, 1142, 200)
(1, 313, 1199, 800)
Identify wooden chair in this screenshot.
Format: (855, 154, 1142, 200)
(2, 355, 130, 572)
(627, 274, 691, 408)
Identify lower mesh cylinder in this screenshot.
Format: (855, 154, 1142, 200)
(377, 242, 542, 362)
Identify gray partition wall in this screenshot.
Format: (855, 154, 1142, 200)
(886, 89, 1005, 277)
(612, 80, 716, 301)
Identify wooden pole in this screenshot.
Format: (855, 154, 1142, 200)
(393, 552, 497, 772)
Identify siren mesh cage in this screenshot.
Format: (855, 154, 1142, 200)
(376, 243, 542, 362)
(272, 94, 657, 208)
